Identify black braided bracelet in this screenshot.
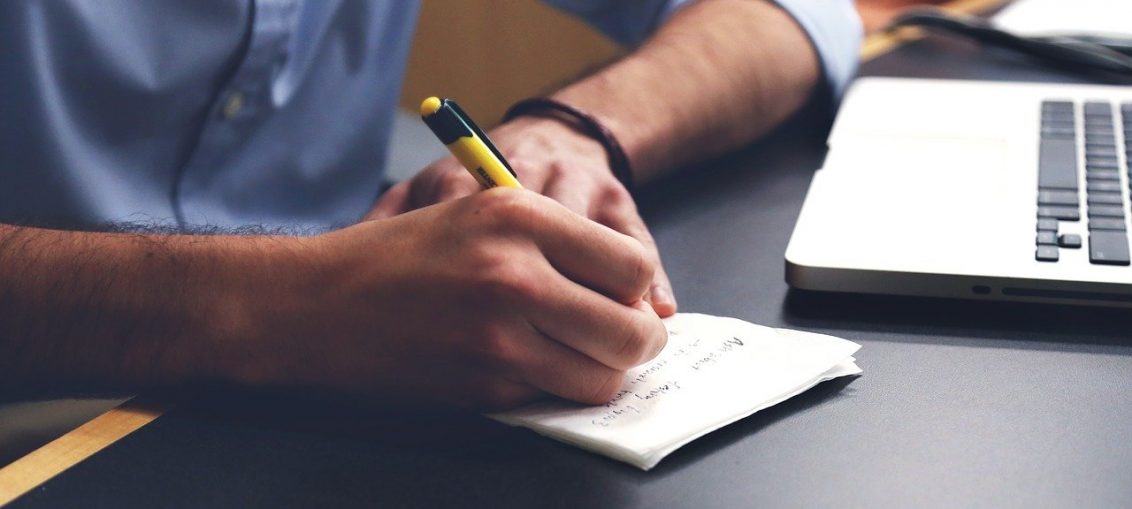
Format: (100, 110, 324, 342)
(503, 98, 634, 191)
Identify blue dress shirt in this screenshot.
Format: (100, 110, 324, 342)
(0, 0, 860, 231)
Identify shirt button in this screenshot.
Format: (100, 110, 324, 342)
(222, 92, 245, 119)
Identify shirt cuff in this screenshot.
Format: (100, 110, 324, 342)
(770, 0, 863, 100)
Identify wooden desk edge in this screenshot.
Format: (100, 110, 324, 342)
(0, 0, 1010, 505)
(0, 399, 164, 506)
(860, 0, 1008, 61)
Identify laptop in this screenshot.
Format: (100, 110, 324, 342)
(785, 77, 1132, 306)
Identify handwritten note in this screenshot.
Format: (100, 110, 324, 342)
(490, 313, 861, 470)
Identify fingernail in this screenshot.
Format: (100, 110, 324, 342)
(651, 285, 674, 308)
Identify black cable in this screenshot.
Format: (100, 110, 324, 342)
(887, 9, 1132, 80)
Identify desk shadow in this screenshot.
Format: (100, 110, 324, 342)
(146, 377, 855, 506)
(170, 387, 545, 458)
(641, 375, 858, 479)
(151, 387, 641, 508)
(782, 288, 1132, 350)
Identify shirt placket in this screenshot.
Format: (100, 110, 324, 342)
(174, 0, 302, 227)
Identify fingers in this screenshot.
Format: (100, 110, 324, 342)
(366, 181, 412, 221)
(542, 169, 677, 317)
(429, 170, 482, 204)
(409, 159, 482, 209)
(593, 187, 678, 317)
(524, 272, 668, 371)
(495, 191, 654, 305)
(494, 318, 633, 405)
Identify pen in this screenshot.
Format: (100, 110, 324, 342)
(420, 97, 523, 189)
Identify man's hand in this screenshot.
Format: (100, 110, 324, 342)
(367, 116, 677, 317)
(0, 190, 665, 409)
(248, 189, 668, 409)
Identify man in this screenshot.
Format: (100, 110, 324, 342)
(0, 0, 860, 409)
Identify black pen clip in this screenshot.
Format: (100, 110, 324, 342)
(444, 99, 518, 179)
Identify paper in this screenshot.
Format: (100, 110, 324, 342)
(490, 313, 861, 470)
(994, 0, 1132, 38)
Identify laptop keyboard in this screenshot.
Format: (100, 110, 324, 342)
(1036, 100, 1132, 265)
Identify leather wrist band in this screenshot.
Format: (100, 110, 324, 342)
(503, 98, 635, 190)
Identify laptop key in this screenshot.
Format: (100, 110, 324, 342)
(1036, 245, 1059, 262)
(1038, 139, 1079, 190)
(1059, 233, 1083, 248)
(1088, 180, 1121, 193)
(1043, 107, 1074, 117)
(1038, 190, 1078, 206)
(1089, 218, 1127, 231)
(1037, 231, 1058, 245)
(1086, 147, 1122, 157)
(1089, 231, 1131, 265)
(1036, 245, 1055, 262)
(1087, 192, 1123, 206)
(1086, 158, 1120, 169)
(1088, 205, 1125, 218)
(1042, 119, 1075, 128)
(1087, 164, 1120, 174)
(1037, 218, 1059, 231)
(1042, 126, 1076, 138)
(1086, 107, 1112, 117)
(1038, 206, 1080, 221)
(1085, 170, 1119, 181)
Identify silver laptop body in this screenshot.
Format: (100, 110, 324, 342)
(786, 77, 1132, 306)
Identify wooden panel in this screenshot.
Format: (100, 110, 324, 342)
(400, 0, 624, 127)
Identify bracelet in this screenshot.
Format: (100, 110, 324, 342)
(502, 98, 635, 190)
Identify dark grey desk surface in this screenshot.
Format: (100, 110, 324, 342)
(13, 37, 1132, 508)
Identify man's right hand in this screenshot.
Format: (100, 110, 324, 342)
(236, 189, 668, 410)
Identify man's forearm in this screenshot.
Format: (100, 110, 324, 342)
(553, 0, 822, 182)
(0, 224, 295, 389)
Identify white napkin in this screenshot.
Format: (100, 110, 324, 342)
(491, 313, 861, 470)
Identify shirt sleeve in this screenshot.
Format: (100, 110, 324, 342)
(771, 0, 862, 99)
(544, 0, 862, 100)
(541, 0, 687, 47)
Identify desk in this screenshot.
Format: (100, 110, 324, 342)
(6, 16, 1132, 509)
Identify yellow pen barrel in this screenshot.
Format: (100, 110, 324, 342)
(446, 135, 523, 189)
(421, 96, 522, 190)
